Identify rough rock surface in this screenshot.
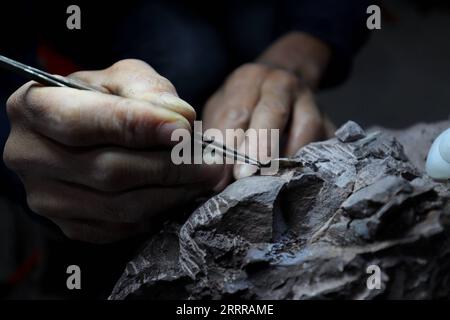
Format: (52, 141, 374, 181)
(110, 121, 450, 300)
(335, 120, 367, 143)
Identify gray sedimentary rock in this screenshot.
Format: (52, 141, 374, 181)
(110, 121, 450, 300)
(335, 120, 366, 143)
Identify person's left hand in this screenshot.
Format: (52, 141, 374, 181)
(203, 62, 326, 186)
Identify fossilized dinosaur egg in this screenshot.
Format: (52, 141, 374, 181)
(426, 128, 450, 180)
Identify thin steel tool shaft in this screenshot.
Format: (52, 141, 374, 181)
(0, 54, 263, 167)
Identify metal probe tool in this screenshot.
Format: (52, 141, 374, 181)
(0, 54, 265, 167)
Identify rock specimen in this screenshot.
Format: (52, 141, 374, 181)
(335, 120, 367, 142)
(110, 121, 450, 300)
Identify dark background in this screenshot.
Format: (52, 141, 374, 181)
(1, 0, 449, 299)
(320, 0, 450, 129)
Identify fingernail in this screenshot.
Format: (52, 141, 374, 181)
(159, 93, 196, 120)
(158, 120, 190, 145)
(236, 164, 258, 179)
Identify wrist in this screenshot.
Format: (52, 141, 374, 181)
(256, 32, 331, 89)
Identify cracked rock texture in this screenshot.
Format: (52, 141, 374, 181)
(110, 121, 450, 300)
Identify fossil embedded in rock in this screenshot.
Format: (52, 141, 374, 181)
(110, 121, 450, 300)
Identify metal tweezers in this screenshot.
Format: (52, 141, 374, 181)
(0, 54, 263, 167)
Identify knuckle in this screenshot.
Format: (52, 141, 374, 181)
(23, 94, 53, 125)
(110, 59, 176, 94)
(2, 135, 25, 172)
(238, 63, 267, 75)
(6, 92, 22, 120)
(7, 82, 46, 121)
(270, 69, 299, 88)
(223, 107, 252, 126)
(111, 58, 146, 71)
(150, 76, 176, 93)
(67, 71, 98, 86)
(111, 98, 147, 145)
(26, 192, 54, 217)
(68, 70, 89, 79)
(127, 73, 176, 96)
(91, 153, 125, 191)
(2, 140, 16, 170)
(259, 101, 290, 118)
(227, 63, 266, 84)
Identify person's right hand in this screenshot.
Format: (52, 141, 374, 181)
(3, 59, 223, 243)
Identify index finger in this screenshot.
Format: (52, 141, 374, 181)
(233, 70, 295, 179)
